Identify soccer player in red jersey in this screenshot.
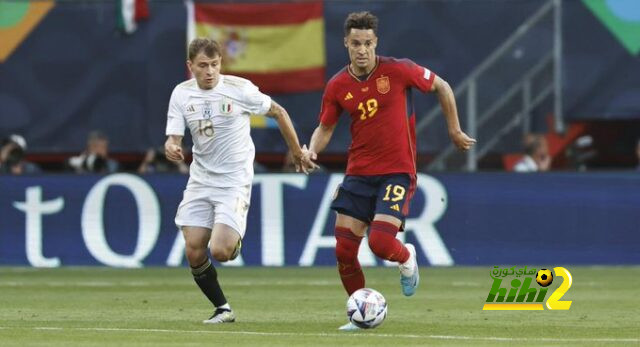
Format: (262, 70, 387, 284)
(305, 11, 476, 330)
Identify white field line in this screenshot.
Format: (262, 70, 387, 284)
(0, 326, 636, 343)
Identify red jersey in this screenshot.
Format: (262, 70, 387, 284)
(319, 56, 436, 176)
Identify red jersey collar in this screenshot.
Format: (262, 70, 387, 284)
(347, 56, 379, 82)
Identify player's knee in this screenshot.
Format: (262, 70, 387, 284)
(184, 246, 207, 266)
(210, 244, 234, 262)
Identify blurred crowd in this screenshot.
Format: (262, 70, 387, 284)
(1, 131, 639, 175)
(0, 130, 320, 176)
(0, 131, 188, 176)
(0, 134, 41, 175)
(513, 134, 551, 172)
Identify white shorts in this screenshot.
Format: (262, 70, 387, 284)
(174, 183, 252, 238)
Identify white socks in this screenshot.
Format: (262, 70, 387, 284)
(399, 244, 416, 277)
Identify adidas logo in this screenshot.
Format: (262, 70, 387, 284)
(390, 204, 400, 211)
(186, 104, 196, 113)
(344, 92, 353, 101)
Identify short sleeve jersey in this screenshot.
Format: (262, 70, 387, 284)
(166, 75, 271, 187)
(318, 56, 436, 176)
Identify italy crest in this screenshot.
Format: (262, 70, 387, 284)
(220, 98, 233, 114)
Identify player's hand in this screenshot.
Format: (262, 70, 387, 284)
(296, 144, 320, 174)
(165, 143, 184, 162)
(302, 144, 318, 162)
(450, 130, 477, 151)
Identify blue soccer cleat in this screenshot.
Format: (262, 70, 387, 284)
(338, 321, 361, 331)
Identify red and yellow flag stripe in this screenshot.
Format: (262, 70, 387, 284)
(191, 1, 326, 94)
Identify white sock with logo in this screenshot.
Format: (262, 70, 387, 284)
(399, 245, 416, 277)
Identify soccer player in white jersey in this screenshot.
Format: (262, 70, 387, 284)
(164, 38, 317, 324)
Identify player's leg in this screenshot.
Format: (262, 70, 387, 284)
(368, 214, 418, 296)
(368, 214, 410, 263)
(370, 174, 419, 296)
(330, 178, 376, 331)
(175, 184, 233, 323)
(201, 184, 251, 323)
(210, 223, 242, 262)
(335, 213, 368, 295)
(210, 184, 250, 262)
(334, 214, 369, 332)
(330, 178, 376, 296)
(182, 226, 233, 322)
(194, 223, 241, 324)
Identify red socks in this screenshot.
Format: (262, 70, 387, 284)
(335, 221, 409, 295)
(368, 221, 410, 263)
(335, 226, 364, 295)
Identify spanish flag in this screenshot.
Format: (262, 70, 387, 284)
(187, 1, 326, 94)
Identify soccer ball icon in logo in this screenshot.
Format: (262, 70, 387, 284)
(536, 268, 554, 287)
(346, 288, 387, 329)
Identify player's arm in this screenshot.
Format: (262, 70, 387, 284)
(431, 76, 476, 151)
(165, 87, 187, 163)
(307, 122, 336, 162)
(308, 81, 340, 162)
(266, 100, 318, 174)
(164, 135, 184, 162)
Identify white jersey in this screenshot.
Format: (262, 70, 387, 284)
(166, 75, 271, 187)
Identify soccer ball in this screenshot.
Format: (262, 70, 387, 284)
(536, 269, 553, 287)
(346, 288, 387, 329)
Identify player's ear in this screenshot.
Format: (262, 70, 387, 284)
(344, 36, 348, 48)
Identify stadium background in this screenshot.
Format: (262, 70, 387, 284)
(0, 1, 639, 345)
(1, 0, 638, 266)
(2, 0, 640, 164)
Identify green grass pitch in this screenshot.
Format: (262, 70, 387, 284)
(0, 266, 638, 346)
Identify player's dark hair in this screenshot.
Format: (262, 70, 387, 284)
(344, 11, 378, 36)
(188, 38, 222, 61)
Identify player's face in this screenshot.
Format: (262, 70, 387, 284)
(344, 29, 377, 73)
(188, 52, 222, 90)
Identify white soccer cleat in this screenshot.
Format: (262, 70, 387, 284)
(338, 321, 361, 331)
(399, 243, 419, 296)
(203, 308, 236, 324)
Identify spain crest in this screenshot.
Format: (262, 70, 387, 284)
(376, 76, 390, 94)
